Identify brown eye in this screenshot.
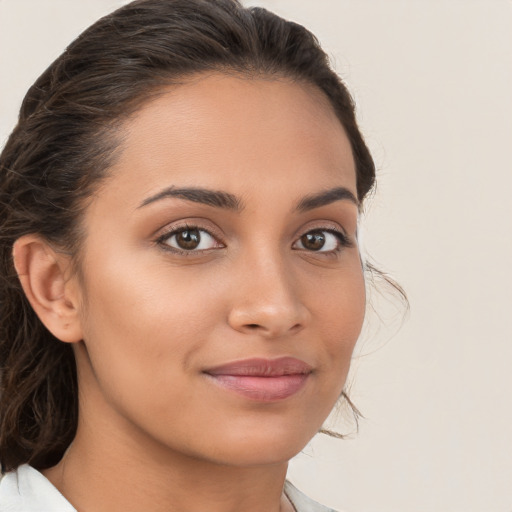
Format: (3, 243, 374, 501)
(293, 229, 347, 253)
(175, 229, 201, 250)
(300, 231, 326, 251)
(161, 227, 220, 252)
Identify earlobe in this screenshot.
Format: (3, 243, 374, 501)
(12, 235, 83, 343)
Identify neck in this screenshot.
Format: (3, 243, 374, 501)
(43, 413, 292, 512)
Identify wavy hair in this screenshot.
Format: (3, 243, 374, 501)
(0, 0, 379, 472)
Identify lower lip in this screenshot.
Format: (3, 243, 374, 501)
(206, 374, 309, 401)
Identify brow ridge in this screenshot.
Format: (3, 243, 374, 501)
(138, 186, 243, 211)
(139, 185, 357, 213)
(296, 187, 358, 212)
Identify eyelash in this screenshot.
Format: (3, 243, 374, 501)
(155, 223, 224, 256)
(293, 228, 352, 254)
(155, 224, 352, 256)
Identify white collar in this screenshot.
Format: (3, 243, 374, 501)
(0, 464, 337, 512)
(0, 464, 76, 512)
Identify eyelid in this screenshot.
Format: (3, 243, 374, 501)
(292, 224, 354, 253)
(153, 219, 354, 256)
(155, 221, 225, 254)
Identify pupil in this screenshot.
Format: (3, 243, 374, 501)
(302, 231, 325, 251)
(177, 229, 200, 250)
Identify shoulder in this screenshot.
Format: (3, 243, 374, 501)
(0, 468, 344, 512)
(0, 464, 76, 512)
(284, 480, 343, 512)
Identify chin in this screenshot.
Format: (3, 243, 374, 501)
(204, 441, 307, 468)
(186, 419, 320, 467)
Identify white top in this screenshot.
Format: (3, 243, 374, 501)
(0, 464, 339, 512)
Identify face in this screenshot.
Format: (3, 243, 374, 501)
(72, 74, 365, 467)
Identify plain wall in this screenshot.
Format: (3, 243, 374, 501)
(1, 1, 511, 511)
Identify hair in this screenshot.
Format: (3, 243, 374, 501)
(0, 0, 378, 473)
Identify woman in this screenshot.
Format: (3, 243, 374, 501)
(0, 0, 377, 510)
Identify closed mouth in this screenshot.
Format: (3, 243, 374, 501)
(203, 357, 312, 401)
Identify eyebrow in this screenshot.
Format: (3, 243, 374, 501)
(296, 187, 359, 211)
(138, 186, 243, 211)
(138, 185, 358, 212)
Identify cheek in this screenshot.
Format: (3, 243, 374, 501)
(311, 263, 366, 370)
(82, 245, 220, 328)
(76, 250, 224, 395)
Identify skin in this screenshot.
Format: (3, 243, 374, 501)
(17, 74, 365, 512)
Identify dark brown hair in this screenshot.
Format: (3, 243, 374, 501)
(0, 0, 376, 472)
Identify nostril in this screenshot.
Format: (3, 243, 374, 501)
(290, 323, 302, 333)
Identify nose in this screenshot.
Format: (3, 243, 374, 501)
(227, 254, 310, 338)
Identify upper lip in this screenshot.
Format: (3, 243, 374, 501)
(204, 357, 313, 377)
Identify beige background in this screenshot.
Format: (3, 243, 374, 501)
(1, 1, 511, 511)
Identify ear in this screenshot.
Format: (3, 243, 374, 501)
(12, 234, 83, 343)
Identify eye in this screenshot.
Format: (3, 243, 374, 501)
(293, 229, 348, 252)
(158, 227, 222, 252)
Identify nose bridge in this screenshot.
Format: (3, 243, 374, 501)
(250, 246, 295, 306)
(228, 242, 309, 337)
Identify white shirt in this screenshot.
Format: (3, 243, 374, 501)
(0, 464, 339, 512)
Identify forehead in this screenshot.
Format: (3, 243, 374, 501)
(103, 73, 356, 206)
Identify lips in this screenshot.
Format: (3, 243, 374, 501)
(204, 357, 312, 401)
